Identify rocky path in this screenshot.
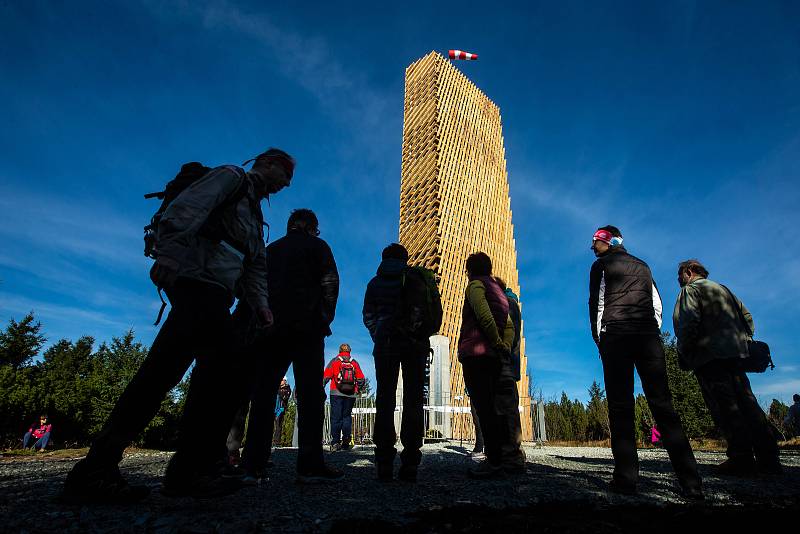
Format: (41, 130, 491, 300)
(1, 444, 798, 533)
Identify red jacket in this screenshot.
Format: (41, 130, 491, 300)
(323, 353, 365, 396)
(29, 423, 52, 439)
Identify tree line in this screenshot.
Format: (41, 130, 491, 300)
(0, 313, 188, 449)
(540, 333, 794, 443)
(1, 314, 794, 448)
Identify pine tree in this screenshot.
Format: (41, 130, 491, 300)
(662, 332, 715, 438)
(0, 312, 46, 368)
(768, 399, 789, 438)
(586, 381, 610, 440)
(634, 394, 653, 444)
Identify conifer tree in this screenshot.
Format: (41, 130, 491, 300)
(661, 332, 715, 438)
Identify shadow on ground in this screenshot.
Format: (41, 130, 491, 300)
(1, 443, 798, 533)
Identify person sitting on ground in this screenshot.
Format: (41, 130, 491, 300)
(23, 414, 52, 452)
(323, 343, 366, 451)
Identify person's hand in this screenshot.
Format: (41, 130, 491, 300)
(149, 257, 180, 288)
(256, 307, 274, 328)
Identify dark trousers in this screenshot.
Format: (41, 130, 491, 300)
(242, 331, 325, 473)
(600, 333, 701, 489)
(273, 412, 286, 445)
(695, 358, 778, 463)
(86, 279, 244, 479)
(374, 349, 427, 466)
(330, 395, 356, 445)
(470, 404, 484, 452)
(462, 356, 523, 466)
(227, 406, 287, 458)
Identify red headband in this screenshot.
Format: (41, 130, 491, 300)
(593, 229, 613, 245)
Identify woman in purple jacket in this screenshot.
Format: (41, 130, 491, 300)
(458, 253, 517, 479)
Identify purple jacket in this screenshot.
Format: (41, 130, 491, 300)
(458, 275, 509, 359)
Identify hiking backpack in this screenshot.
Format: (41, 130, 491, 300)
(335, 360, 357, 395)
(143, 162, 251, 325)
(143, 162, 249, 259)
(395, 266, 444, 340)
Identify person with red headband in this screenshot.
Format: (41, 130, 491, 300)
(64, 147, 295, 503)
(588, 225, 703, 500)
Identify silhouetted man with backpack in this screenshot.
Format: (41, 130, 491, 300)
(324, 343, 366, 450)
(63, 148, 295, 503)
(363, 243, 443, 482)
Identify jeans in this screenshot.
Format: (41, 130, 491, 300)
(242, 330, 325, 473)
(695, 358, 778, 463)
(330, 395, 356, 445)
(23, 431, 50, 450)
(84, 279, 245, 480)
(374, 349, 427, 467)
(600, 333, 701, 489)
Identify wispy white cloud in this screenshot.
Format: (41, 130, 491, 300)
(0, 185, 145, 271)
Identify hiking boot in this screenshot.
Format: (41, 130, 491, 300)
(296, 464, 344, 484)
(377, 462, 393, 482)
(340, 443, 353, 451)
(162, 472, 242, 499)
(398, 464, 417, 483)
(468, 460, 504, 480)
(228, 450, 241, 467)
(330, 442, 342, 452)
(608, 479, 637, 496)
(62, 460, 150, 505)
(714, 457, 757, 477)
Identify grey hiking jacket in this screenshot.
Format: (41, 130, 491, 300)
(156, 165, 269, 311)
(672, 278, 753, 371)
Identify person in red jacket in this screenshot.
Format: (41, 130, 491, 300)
(323, 344, 365, 450)
(23, 414, 52, 452)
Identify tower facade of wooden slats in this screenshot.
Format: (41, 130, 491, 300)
(399, 51, 532, 440)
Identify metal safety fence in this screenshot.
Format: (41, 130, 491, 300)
(303, 394, 547, 446)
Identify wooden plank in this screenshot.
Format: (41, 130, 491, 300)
(400, 52, 534, 441)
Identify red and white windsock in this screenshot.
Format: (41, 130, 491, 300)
(448, 49, 478, 61)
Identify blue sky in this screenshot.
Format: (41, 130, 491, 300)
(1, 1, 798, 405)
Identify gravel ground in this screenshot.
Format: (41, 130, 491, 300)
(1, 443, 798, 533)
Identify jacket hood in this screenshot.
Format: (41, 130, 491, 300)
(377, 258, 407, 277)
(504, 288, 519, 302)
